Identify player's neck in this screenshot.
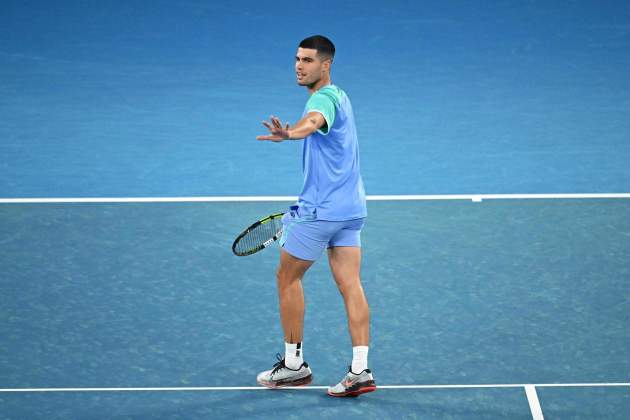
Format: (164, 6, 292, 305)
(307, 75, 332, 95)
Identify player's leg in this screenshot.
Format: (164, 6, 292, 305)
(257, 249, 314, 388)
(327, 246, 370, 346)
(326, 220, 376, 397)
(257, 209, 325, 388)
(276, 248, 313, 346)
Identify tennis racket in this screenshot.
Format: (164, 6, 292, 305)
(232, 213, 284, 256)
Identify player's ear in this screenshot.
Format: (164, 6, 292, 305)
(323, 58, 332, 71)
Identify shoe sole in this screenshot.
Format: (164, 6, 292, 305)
(258, 374, 313, 389)
(327, 385, 377, 398)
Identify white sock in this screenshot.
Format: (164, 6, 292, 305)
(351, 346, 369, 374)
(285, 342, 303, 370)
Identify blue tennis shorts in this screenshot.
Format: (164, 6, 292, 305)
(279, 206, 365, 261)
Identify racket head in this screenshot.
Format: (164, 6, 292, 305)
(232, 212, 285, 256)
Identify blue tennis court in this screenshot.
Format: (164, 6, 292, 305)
(2, 1, 629, 418)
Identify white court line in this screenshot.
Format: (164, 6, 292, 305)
(0, 193, 629, 204)
(525, 385, 545, 420)
(1, 382, 629, 392)
(0, 196, 300, 204)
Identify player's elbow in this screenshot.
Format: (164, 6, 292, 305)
(307, 112, 325, 128)
(307, 119, 320, 134)
(308, 116, 325, 134)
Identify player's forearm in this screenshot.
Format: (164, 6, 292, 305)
(287, 115, 321, 139)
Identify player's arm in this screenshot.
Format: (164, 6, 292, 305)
(257, 112, 325, 142)
(287, 112, 326, 139)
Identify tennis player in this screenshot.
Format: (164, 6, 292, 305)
(256, 35, 375, 397)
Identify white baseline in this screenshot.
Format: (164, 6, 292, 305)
(0, 193, 629, 204)
(1, 382, 629, 392)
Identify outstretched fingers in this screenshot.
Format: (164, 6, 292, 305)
(258, 115, 289, 142)
(270, 115, 278, 126)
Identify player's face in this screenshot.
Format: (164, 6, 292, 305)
(295, 48, 327, 86)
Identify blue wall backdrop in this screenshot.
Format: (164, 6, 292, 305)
(1, 0, 629, 197)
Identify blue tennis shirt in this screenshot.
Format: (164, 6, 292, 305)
(297, 85, 367, 221)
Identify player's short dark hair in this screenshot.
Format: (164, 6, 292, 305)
(299, 35, 335, 61)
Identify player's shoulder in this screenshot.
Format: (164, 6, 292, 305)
(313, 85, 345, 106)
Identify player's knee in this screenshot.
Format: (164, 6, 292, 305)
(335, 276, 362, 295)
(276, 267, 300, 289)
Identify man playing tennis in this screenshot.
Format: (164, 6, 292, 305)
(256, 35, 375, 397)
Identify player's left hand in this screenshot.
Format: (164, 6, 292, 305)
(257, 116, 291, 142)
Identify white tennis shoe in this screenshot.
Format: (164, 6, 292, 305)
(328, 367, 376, 397)
(257, 354, 313, 388)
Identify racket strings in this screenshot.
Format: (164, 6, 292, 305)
(235, 218, 283, 254)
